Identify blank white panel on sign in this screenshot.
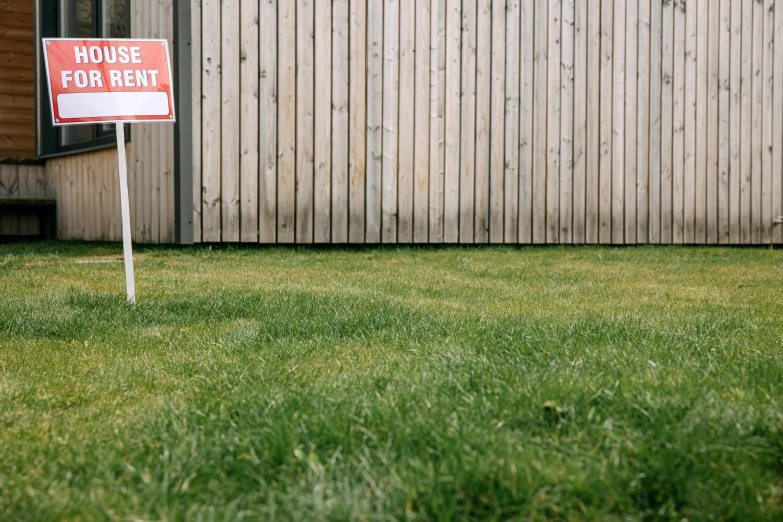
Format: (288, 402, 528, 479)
(56, 92, 170, 119)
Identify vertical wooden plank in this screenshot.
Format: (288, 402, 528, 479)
(706, 0, 720, 244)
(718, 0, 731, 244)
(504, 0, 520, 243)
(532, 0, 547, 243)
(240, 0, 259, 242)
(398, 0, 415, 242)
(585, 0, 601, 243)
(518, 0, 534, 243)
(660, 0, 674, 244)
(489, 0, 505, 243)
(349, 0, 367, 243)
(682, 2, 700, 244)
(191, 0, 202, 243)
(315, 0, 332, 243)
(221, 0, 240, 242)
(774, 0, 783, 244)
(414, 0, 431, 243)
(365, 0, 383, 243)
(430, 0, 447, 242)
(459, 0, 477, 243)
(560, 0, 574, 243)
(162, 0, 174, 243)
(382, 0, 400, 243)
(0, 165, 18, 236)
(444, 0, 461, 243)
(475, 0, 491, 243)
(201, 0, 221, 241)
(612, 0, 625, 244)
(145, 0, 157, 242)
(750, 0, 763, 244)
(625, 0, 638, 244)
(18, 166, 37, 235)
(259, 0, 278, 243)
(648, 0, 663, 243)
(761, 0, 774, 244)
(109, 152, 118, 241)
(694, 0, 708, 243)
(672, 0, 685, 243)
(278, 0, 296, 243)
(684, 0, 698, 244)
(331, 0, 349, 243)
(599, 0, 613, 244)
(729, 0, 741, 243)
(547, 0, 561, 243)
(572, 0, 587, 243)
(296, 0, 315, 243)
(637, 0, 650, 244)
(739, 0, 752, 243)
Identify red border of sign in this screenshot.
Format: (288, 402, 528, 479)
(41, 38, 176, 126)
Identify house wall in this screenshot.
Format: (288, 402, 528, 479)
(1, 0, 36, 159)
(190, 0, 783, 245)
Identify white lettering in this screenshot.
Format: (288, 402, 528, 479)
(147, 70, 159, 87)
(89, 70, 103, 88)
(61, 70, 73, 88)
(103, 46, 117, 64)
(88, 46, 102, 63)
(117, 46, 130, 64)
(130, 47, 142, 64)
(109, 70, 122, 87)
(74, 46, 88, 64)
(134, 70, 148, 87)
(123, 69, 135, 87)
(74, 70, 88, 88)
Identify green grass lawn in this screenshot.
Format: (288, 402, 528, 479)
(1, 243, 782, 521)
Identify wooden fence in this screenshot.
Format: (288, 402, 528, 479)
(42, 0, 783, 245)
(189, 0, 783, 245)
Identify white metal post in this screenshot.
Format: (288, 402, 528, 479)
(115, 122, 136, 304)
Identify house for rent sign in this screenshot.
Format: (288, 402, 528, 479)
(42, 38, 175, 124)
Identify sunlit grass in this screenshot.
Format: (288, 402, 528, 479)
(1, 242, 782, 521)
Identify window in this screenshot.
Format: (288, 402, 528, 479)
(40, 0, 130, 157)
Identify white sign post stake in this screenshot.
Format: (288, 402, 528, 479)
(115, 122, 136, 304)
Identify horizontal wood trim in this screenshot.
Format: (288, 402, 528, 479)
(1, 11, 32, 28)
(0, 79, 34, 96)
(0, 122, 34, 138)
(0, 24, 34, 42)
(0, 134, 34, 151)
(0, 148, 34, 159)
(0, 0, 34, 15)
(0, 67, 34, 83)
(0, 52, 35, 69)
(0, 197, 56, 207)
(0, 93, 34, 110)
(0, 37, 34, 55)
(1, 108, 34, 124)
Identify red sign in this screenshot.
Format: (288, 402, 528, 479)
(42, 38, 175, 125)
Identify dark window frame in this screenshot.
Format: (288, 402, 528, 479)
(39, 0, 131, 159)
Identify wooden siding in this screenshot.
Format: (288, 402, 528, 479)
(186, 0, 783, 244)
(44, 147, 124, 240)
(0, 162, 48, 235)
(129, 0, 175, 243)
(0, 0, 36, 158)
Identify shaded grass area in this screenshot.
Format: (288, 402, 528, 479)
(1, 242, 782, 521)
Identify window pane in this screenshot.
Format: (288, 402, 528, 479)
(59, 0, 94, 145)
(59, 0, 93, 38)
(103, 0, 127, 38)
